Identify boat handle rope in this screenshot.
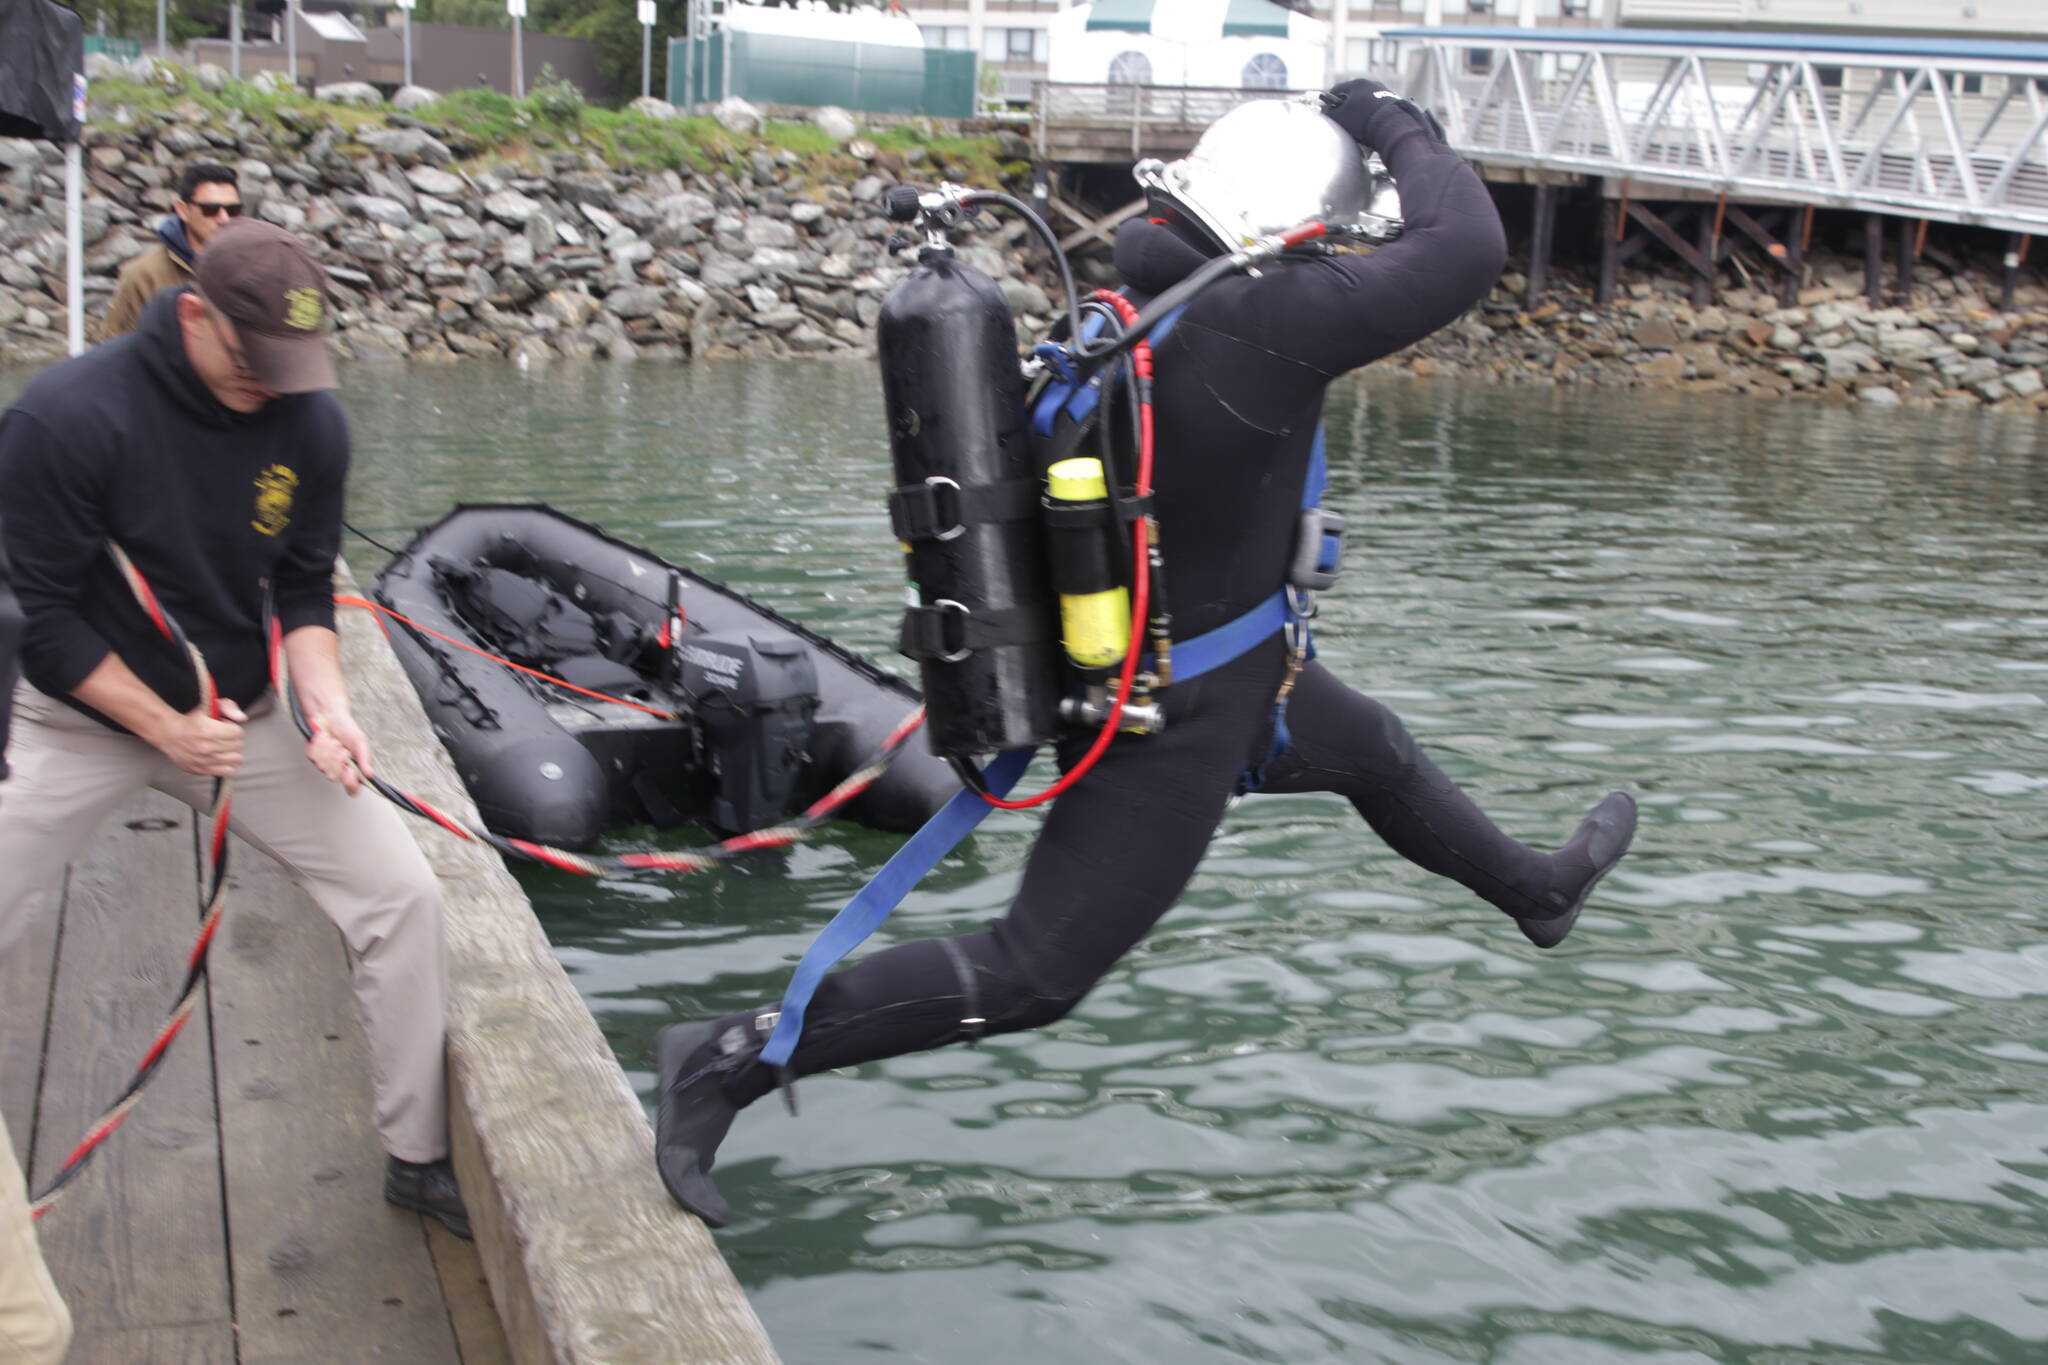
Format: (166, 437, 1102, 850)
(29, 547, 925, 1216)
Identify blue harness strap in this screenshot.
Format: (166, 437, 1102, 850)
(760, 305, 1330, 1069)
(760, 746, 1034, 1068)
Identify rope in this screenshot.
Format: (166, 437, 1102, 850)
(30, 545, 232, 1219)
(30, 549, 926, 1216)
(291, 606, 927, 878)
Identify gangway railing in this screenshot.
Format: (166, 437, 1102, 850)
(1035, 81, 1309, 157)
(1393, 27, 2048, 234)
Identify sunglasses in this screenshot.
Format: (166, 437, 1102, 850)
(188, 201, 244, 218)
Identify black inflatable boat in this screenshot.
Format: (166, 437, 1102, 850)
(371, 504, 959, 850)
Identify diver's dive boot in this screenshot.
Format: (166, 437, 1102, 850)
(1513, 792, 1638, 950)
(654, 1012, 771, 1227)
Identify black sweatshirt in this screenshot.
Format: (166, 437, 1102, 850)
(0, 289, 347, 727)
(0, 514, 20, 776)
(1111, 93, 1507, 640)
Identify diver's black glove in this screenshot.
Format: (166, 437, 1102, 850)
(1320, 79, 1448, 150)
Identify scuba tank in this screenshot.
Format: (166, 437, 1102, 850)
(878, 194, 1063, 760)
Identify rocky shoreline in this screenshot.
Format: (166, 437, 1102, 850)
(3, 84, 2046, 417)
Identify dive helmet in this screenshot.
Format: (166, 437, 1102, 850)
(1134, 94, 1404, 252)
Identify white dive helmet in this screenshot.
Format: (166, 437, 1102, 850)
(1134, 94, 1404, 252)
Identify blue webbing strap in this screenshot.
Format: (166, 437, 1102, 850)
(759, 308, 1320, 1070)
(759, 745, 1035, 1068)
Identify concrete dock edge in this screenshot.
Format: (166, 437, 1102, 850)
(336, 565, 782, 1365)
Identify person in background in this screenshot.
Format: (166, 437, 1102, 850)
(97, 162, 242, 340)
(0, 219, 469, 1241)
(0, 501, 71, 1364)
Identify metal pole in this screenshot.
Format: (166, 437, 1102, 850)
(286, 0, 297, 91)
(66, 140, 84, 356)
(229, 4, 241, 81)
(513, 16, 524, 98)
(643, 26, 651, 100)
(403, 10, 413, 88)
(156, 0, 166, 58)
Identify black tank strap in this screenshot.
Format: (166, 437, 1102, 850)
(899, 602, 1054, 663)
(889, 477, 1040, 544)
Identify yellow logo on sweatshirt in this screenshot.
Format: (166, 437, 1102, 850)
(252, 464, 298, 536)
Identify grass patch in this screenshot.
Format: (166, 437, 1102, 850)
(82, 70, 1013, 188)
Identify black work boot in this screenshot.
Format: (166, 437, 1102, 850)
(385, 1156, 473, 1239)
(1512, 792, 1638, 950)
(654, 1010, 772, 1228)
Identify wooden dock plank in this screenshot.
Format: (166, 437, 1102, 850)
(0, 865, 61, 1165)
(338, 566, 783, 1363)
(427, 1219, 516, 1365)
(209, 838, 470, 1365)
(29, 796, 236, 1355)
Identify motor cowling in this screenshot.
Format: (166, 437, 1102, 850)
(879, 248, 1062, 759)
(681, 629, 820, 834)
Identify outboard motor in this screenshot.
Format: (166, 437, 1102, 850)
(681, 629, 821, 834)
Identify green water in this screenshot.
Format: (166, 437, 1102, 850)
(11, 359, 2048, 1362)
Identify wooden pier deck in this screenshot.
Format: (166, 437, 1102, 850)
(0, 792, 514, 1365)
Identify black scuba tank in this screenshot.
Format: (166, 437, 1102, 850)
(878, 248, 1062, 759)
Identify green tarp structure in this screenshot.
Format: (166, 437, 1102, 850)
(1222, 0, 1293, 39)
(667, 33, 975, 118)
(1085, 0, 1156, 33)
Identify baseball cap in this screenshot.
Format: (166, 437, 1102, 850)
(193, 218, 338, 393)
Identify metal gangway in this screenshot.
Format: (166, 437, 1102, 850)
(1394, 26, 2048, 235)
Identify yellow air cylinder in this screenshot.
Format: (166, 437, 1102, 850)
(1045, 457, 1130, 673)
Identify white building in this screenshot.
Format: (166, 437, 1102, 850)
(1047, 0, 1329, 90)
(900, 0, 1077, 103)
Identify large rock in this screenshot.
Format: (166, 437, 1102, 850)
(812, 106, 859, 142)
(482, 189, 545, 226)
(315, 81, 384, 107)
(193, 63, 229, 93)
(391, 85, 440, 113)
(252, 70, 295, 96)
(348, 195, 414, 230)
(84, 53, 128, 81)
(713, 97, 763, 137)
(362, 128, 453, 167)
(406, 165, 467, 198)
(741, 215, 798, 249)
(628, 96, 679, 121)
(602, 285, 666, 319)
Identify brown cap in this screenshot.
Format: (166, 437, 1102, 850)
(193, 218, 337, 393)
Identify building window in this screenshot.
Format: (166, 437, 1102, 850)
(920, 25, 970, 50)
(1108, 50, 1152, 86)
(1954, 72, 1983, 95)
(1464, 47, 1492, 76)
(982, 27, 1047, 64)
(1815, 65, 1844, 88)
(1242, 53, 1288, 90)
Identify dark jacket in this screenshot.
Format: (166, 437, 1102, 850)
(1112, 93, 1506, 639)
(0, 515, 21, 778)
(98, 217, 197, 340)
(0, 288, 348, 729)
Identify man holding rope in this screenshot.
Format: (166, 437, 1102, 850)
(1, 519, 69, 1365)
(0, 219, 469, 1239)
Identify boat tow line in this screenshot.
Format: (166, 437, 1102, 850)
(30, 549, 924, 1216)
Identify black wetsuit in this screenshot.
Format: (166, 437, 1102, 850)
(704, 91, 1607, 1113)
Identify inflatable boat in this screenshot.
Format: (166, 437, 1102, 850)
(371, 504, 959, 850)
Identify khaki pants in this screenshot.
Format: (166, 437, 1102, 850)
(0, 1113, 69, 1365)
(0, 685, 449, 1163)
